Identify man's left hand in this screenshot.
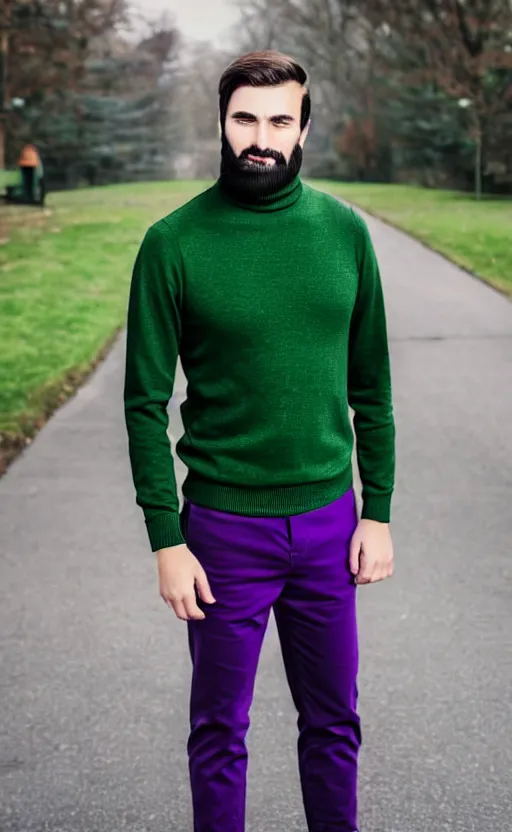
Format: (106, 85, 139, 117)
(349, 519, 394, 585)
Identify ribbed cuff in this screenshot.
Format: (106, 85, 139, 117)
(361, 493, 392, 523)
(146, 512, 185, 552)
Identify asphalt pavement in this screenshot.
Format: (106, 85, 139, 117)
(1, 196, 511, 832)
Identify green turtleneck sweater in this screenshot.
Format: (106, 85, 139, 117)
(124, 177, 395, 552)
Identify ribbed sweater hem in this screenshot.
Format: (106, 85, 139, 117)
(182, 466, 354, 517)
(145, 468, 393, 552)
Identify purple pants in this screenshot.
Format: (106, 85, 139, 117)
(181, 487, 361, 832)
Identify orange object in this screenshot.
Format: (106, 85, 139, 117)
(18, 144, 40, 167)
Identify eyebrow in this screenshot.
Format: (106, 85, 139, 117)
(230, 111, 296, 123)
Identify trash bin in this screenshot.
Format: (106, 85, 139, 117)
(17, 144, 45, 206)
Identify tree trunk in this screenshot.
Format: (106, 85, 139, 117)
(475, 128, 482, 201)
(0, 29, 8, 170)
(0, 119, 5, 171)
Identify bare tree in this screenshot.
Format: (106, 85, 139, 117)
(171, 41, 235, 178)
(358, 0, 512, 197)
(0, 0, 127, 168)
(234, 0, 286, 51)
(232, 0, 512, 192)
(231, 0, 379, 176)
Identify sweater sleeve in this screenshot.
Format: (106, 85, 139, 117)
(348, 208, 395, 523)
(123, 220, 186, 551)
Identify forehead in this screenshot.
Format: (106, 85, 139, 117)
(227, 81, 304, 118)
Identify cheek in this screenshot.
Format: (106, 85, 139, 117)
(278, 133, 301, 160)
(224, 124, 247, 156)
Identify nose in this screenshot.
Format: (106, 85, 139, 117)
(255, 120, 269, 152)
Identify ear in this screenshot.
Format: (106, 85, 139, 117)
(299, 118, 311, 148)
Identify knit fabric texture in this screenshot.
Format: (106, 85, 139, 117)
(124, 176, 395, 551)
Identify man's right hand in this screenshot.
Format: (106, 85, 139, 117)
(157, 544, 216, 621)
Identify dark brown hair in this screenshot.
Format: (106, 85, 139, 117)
(218, 50, 311, 132)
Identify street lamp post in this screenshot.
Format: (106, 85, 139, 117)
(458, 97, 482, 201)
(0, 27, 9, 170)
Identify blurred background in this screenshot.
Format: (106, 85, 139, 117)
(1, 0, 511, 193)
(1, 5, 511, 830)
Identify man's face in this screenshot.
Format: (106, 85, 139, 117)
(224, 81, 309, 168)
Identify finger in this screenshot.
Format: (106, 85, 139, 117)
(368, 558, 383, 584)
(171, 599, 189, 620)
(195, 569, 216, 604)
(349, 534, 361, 575)
(183, 594, 205, 621)
(366, 559, 392, 584)
(373, 556, 394, 582)
(354, 551, 372, 584)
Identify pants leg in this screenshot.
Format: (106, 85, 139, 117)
(182, 501, 290, 832)
(21, 166, 34, 201)
(273, 488, 361, 832)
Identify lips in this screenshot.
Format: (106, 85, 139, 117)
(247, 155, 276, 166)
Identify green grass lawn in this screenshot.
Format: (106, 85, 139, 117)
(0, 177, 510, 471)
(0, 181, 208, 462)
(0, 169, 18, 189)
(312, 181, 512, 297)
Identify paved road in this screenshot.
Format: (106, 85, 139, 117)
(1, 200, 511, 832)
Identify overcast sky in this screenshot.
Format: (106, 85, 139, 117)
(130, 0, 242, 45)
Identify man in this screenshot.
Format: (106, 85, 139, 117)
(124, 50, 395, 832)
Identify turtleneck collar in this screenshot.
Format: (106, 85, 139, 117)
(216, 174, 303, 213)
